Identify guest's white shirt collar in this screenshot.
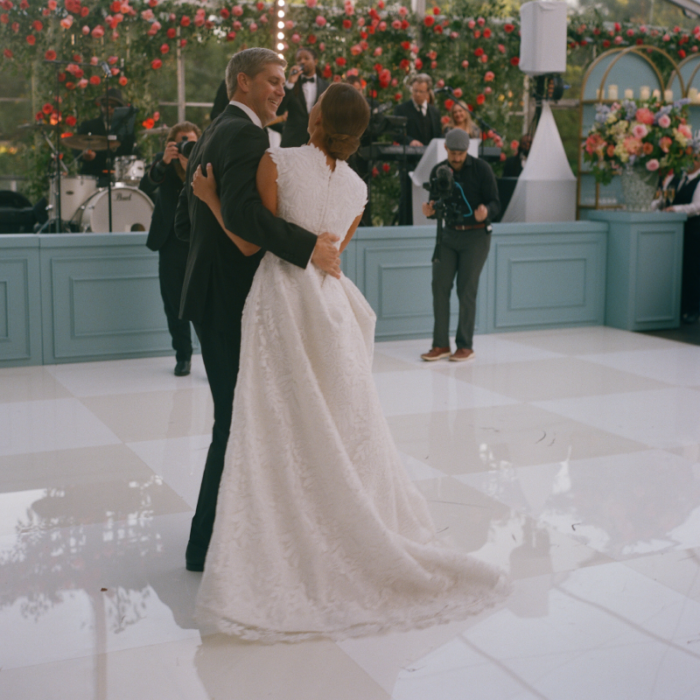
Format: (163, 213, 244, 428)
(412, 99, 427, 116)
(229, 100, 262, 128)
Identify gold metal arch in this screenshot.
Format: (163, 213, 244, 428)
(668, 53, 700, 96)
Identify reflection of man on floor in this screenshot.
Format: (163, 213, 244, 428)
(420, 129, 500, 363)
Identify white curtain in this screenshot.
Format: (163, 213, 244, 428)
(501, 101, 577, 223)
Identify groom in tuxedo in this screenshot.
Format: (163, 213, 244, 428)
(175, 48, 341, 572)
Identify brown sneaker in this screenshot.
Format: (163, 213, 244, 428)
(421, 346, 451, 361)
(450, 348, 475, 362)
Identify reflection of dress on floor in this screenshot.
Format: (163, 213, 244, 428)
(196, 145, 509, 643)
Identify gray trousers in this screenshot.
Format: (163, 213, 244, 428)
(432, 229, 491, 349)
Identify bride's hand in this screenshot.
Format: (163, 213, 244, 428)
(191, 163, 217, 205)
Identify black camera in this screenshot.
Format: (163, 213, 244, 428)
(176, 137, 196, 158)
(433, 165, 454, 199)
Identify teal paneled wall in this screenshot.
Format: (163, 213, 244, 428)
(0, 236, 42, 366)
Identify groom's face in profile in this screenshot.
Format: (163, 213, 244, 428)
(243, 63, 286, 126)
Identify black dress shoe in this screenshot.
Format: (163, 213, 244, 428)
(185, 559, 204, 572)
(174, 359, 191, 376)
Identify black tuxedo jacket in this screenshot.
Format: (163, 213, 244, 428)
(174, 104, 317, 328)
(278, 76, 330, 148)
(393, 100, 442, 146)
(141, 153, 184, 252)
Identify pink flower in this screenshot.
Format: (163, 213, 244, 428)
(679, 124, 692, 138)
(484, 71, 495, 82)
(658, 114, 671, 128)
(659, 136, 673, 152)
(232, 5, 242, 15)
(646, 159, 660, 171)
(632, 124, 648, 139)
(635, 108, 654, 125)
(315, 15, 326, 27)
(305, 0, 316, 7)
(623, 136, 642, 155)
(60, 15, 73, 28)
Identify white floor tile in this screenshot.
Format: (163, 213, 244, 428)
(0, 398, 120, 456)
(374, 370, 516, 417)
(535, 387, 700, 449)
(583, 345, 700, 387)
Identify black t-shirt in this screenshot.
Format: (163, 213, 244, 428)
(427, 156, 500, 227)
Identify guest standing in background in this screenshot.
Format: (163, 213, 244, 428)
(393, 74, 442, 147)
(278, 47, 329, 148)
(655, 156, 700, 324)
(443, 100, 481, 140)
(141, 121, 201, 377)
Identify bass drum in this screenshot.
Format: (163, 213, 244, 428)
(48, 174, 98, 221)
(77, 186, 154, 232)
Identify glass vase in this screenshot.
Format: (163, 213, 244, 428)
(620, 165, 659, 212)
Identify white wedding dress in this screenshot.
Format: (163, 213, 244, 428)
(196, 144, 509, 642)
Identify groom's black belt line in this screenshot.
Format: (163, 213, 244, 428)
(450, 223, 486, 231)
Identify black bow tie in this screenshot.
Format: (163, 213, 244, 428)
(300, 76, 315, 85)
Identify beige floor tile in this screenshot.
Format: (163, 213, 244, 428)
(80, 388, 213, 442)
(372, 351, 417, 374)
(388, 403, 647, 475)
(0, 366, 74, 403)
(436, 356, 670, 402)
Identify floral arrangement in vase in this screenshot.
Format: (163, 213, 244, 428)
(584, 99, 700, 185)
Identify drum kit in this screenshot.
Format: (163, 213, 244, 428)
(41, 129, 166, 233)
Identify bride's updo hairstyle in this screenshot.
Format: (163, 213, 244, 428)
(320, 83, 370, 161)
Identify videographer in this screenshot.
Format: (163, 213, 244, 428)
(141, 121, 201, 377)
(420, 129, 500, 363)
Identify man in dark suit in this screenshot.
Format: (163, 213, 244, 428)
(141, 121, 201, 377)
(174, 48, 341, 572)
(278, 47, 329, 148)
(393, 74, 442, 225)
(76, 88, 137, 187)
(393, 74, 442, 148)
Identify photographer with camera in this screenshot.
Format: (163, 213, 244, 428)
(141, 121, 202, 376)
(420, 129, 500, 363)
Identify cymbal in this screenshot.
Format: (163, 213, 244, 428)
(139, 125, 170, 137)
(61, 133, 121, 151)
(1, 122, 58, 140)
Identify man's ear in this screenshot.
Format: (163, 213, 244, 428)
(237, 72, 250, 94)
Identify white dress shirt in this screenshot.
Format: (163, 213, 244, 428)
(412, 99, 427, 116)
(285, 75, 317, 113)
(229, 100, 262, 128)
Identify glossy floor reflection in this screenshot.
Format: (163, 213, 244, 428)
(1, 327, 700, 699)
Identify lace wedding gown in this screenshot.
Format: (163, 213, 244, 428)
(196, 145, 509, 642)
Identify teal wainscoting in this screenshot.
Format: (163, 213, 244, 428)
(587, 211, 686, 331)
(0, 216, 654, 367)
(39, 233, 175, 364)
(488, 222, 608, 332)
(0, 235, 42, 366)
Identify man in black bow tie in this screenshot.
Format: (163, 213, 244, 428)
(278, 47, 330, 148)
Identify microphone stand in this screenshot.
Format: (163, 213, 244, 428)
(100, 62, 115, 233)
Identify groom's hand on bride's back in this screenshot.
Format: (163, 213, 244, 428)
(311, 232, 341, 279)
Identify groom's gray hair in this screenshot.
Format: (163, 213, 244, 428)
(226, 48, 287, 99)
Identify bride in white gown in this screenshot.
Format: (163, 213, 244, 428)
(192, 83, 508, 643)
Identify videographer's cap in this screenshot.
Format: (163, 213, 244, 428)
(445, 129, 470, 152)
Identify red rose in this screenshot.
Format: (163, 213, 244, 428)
(335, 56, 346, 66)
(602, 39, 610, 48)
(423, 15, 434, 27)
(226, 31, 236, 41)
(343, 19, 351, 29)
(33, 19, 43, 31)
(80, 6, 88, 16)
(444, 98, 454, 110)
(401, 40, 410, 50)
(307, 32, 316, 43)
(483, 28, 491, 38)
(180, 15, 190, 26)
(476, 93, 485, 105)
(434, 25, 443, 34)
(474, 47, 484, 57)
(65, 115, 77, 126)
(322, 63, 332, 78)
(0, 13, 7, 23)
(65, 81, 75, 89)
(118, 76, 127, 86)
(179, 39, 186, 47)
(160, 43, 169, 53)
(382, 163, 390, 173)
(504, 23, 514, 33)
(510, 56, 519, 66)
(26, 35, 36, 45)
(142, 118, 155, 129)
(432, 6, 439, 14)
(679, 49, 687, 58)
(45, 49, 57, 60)
(89, 75, 100, 85)
(414, 58, 423, 69)
(166, 27, 176, 38)
(220, 7, 229, 18)
(151, 58, 162, 69)
(42, 103, 54, 114)
(372, 167, 379, 178)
